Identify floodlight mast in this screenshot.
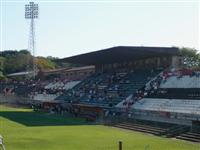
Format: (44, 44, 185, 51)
(25, 2, 39, 78)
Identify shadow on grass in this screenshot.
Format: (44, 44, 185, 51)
(0, 111, 93, 127)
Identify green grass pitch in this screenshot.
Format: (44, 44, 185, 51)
(0, 105, 199, 150)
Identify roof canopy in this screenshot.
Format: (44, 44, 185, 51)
(60, 46, 180, 65)
(7, 71, 32, 77)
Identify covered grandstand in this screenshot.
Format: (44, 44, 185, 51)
(56, 46, 200, 143)
(56, 46, 181, 111)
(1, 46, 199, 143)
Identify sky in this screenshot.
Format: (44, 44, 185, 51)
(0, 0, 199, 58)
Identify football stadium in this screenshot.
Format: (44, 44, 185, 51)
(1, 46, 200, 150)
(1, 1, 199, 150)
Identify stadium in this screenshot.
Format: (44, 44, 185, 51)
(1, 46, 200, 150)
(1, 1, 199, 150)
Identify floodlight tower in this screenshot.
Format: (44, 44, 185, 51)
(25, 2, 39, 78)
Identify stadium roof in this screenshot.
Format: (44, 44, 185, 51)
(7, 71, 32, 77)
(60, 46, 180, 65)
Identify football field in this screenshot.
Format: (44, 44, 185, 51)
(0, 105, 199, 150)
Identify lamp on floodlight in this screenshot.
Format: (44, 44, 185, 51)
(25, 2, 38, 19)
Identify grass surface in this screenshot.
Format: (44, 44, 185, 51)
(0, 105, 199, 150)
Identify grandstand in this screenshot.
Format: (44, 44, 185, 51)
(55, 46, 180, 109)
(127, 68, 200, 142)
(56, 70, 159, 107)
(1, 46, 200, 143)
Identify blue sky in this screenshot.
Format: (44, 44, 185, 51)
(0, 0, 199, 58)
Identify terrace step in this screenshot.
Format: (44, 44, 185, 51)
(186, 132, 200, 138)
(176, 136, 200, 143)
(180, 133, 200, 140)
(116, 124, 165, 134)
(114, 122, 166, 135)
(115, 124, 160, 135)
(118, 122, 166, 133)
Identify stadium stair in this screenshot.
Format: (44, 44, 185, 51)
(176, 131, 200, 143)
(114, 122, 167, 136)
(161, 125, 190, 138)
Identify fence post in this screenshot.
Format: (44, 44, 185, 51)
(119, 141, 122, 150)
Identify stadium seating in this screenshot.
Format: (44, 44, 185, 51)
(147, 88, 200, 99)
(0, 83, 34, 96)
(63, 81, 81, 90)
(33, 94, 58, 101)
(44, 80, 80, 90)
(56, 70, 159, 107)
(144, 69, 200, 99)
(0, 79, 81, 102)
(44, 81, 65, 89)
(160, 76, 200, 88)
(132, 98, 200, 116)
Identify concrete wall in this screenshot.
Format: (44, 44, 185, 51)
(0, 94, 32, 105)
(132, 114, 192, 126)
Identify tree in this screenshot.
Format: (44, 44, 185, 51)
(36, 57, 57, 70)
(180, 47, 200, 69)
(0, 57, 5, 79)
(4, 52, 31, 74)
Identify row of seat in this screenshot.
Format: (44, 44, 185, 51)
(44, 80, 81, 90)
(132, 98, 200, 115)
(148, 88, 200, 100)
(56, 70, 158, 107)
(160, 75, 200, 88)
(32, 94, 58, 101)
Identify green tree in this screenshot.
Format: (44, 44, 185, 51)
(0, 56, 5, 79)
(4, 52, 31, 74)
(180, 47, 200, 68)
(36, 57, 57, 70)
